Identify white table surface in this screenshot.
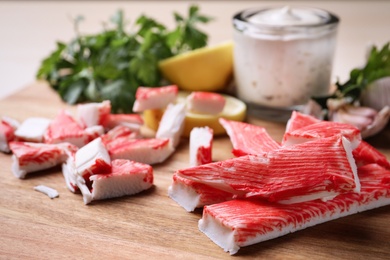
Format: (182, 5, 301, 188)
(1, 1, 389, 99)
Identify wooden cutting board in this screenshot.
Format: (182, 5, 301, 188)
(1, 82, 389, 259)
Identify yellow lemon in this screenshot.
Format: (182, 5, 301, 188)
(143, 91, 247, 137)
(158, 41, 233, 92)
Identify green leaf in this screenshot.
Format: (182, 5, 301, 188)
(36, 6, 213, 113)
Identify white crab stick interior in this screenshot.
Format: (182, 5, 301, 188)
(189, 127, 213, 166)
(156, 103, 186, 148)
(75, 138, 111, 176)
(15, 117, 51, 142)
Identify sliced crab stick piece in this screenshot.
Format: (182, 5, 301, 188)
(168, 173, 237, 212)
(101, 113, 144, 132)
(101, 125, 140, 145)
(156, 103, 186, 148)
(175, 136, 359, 204)
(44, 110, 103, 147)
(285, 111, 321, 133)
(186, 92, 226, 115)
(77, 159, 153, 205)
(107, 137, 174, 165)
(75, 137, 111, 181)
(132, 85, 178, 112)
(352, 140, 390, 169)
(77, 100, 111, 128)
(219, 118, 280, 157)
(198, 163, 390, 255)
(10, 141, 77, 179)
(14, 117, 51, 143)
(0, 117, 19, 153)
(282, 120, 362, 149)
(189, 127, 213, 166)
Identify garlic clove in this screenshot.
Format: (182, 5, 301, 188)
(361, 77, 390, 111)
(361, 106, 390, 139)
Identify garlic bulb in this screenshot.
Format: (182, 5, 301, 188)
(360, 76, 390, 111)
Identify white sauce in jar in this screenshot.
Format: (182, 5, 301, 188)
(233, 6, 339, 111)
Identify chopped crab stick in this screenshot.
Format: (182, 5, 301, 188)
(14, 117, 51, 143)
(282, 120, 362, 149)
(285, 111, 321, 133)
(101, 125, 140, 146)
(101, 113, 144, 131)
(186, 92, 226, 115)
(189, 127, 213, 167)
(156, 103, 186, 148)
(352, 140, 390, 169)
(168, 173, 237, 212)
(132, 85, 178, 112)
(76, 159, 153, 205)
(75, 138, 111, 180)
(44, 110, 104, 147)
(175, 136, 360, 204)
(219, 118, 280, 157)
(10, 141, 77, 179)
(107, 137, 174, 165)
(198, 163, 390, 255)
(0, 117, 19, 153)
(62, 155, 79, 193)
(77, 100, 111, 128)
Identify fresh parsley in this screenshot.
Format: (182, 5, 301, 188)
(313, 42, 390, 108)
(37, 5, 212, 113)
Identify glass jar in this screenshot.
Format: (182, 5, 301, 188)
(233, 6, 339, 121)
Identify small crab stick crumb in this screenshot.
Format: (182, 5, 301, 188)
(15, 117, 51, 143)
(34, 185, 59, 199)
(189, 127, 213, 166)
(77, 100, 111, 128)
(186, 92, 226, 115)
(75, 138, 111, 179)
(132, 85, 178, 112)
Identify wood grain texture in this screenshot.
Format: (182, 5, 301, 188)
(1, 82, 389, 259)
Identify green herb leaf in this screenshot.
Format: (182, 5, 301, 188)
(312, 42, 390, 110)
(36, 5, 212, 113)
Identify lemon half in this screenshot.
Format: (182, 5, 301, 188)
(158, 41, 234, 92)
(143, 91, 247, 137)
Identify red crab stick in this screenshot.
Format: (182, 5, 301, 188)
(174, 135, 360, 205)
(285, 111, 321, 133)
(186, 92, 226, 115)
(156, 103, 186, 148)
(101, 113, 144, 132)
(77, 159, 153, 205)
(44, 110, 104, 147)
(282, 120, 361, 149)
(132, 85, 178, 112)
(107, 137, 174, 165)
(198, 163, 390, 255)
(219, 118, 280, 157)
(189, 127, 213, 167)
(15, 117, 51, 143)
(0, 117, 19, 153)
(75, 137, 111, 179)
(10, 141, 77, 179)
(352, 140, 390, 169)
(77, 100, 111, 128)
